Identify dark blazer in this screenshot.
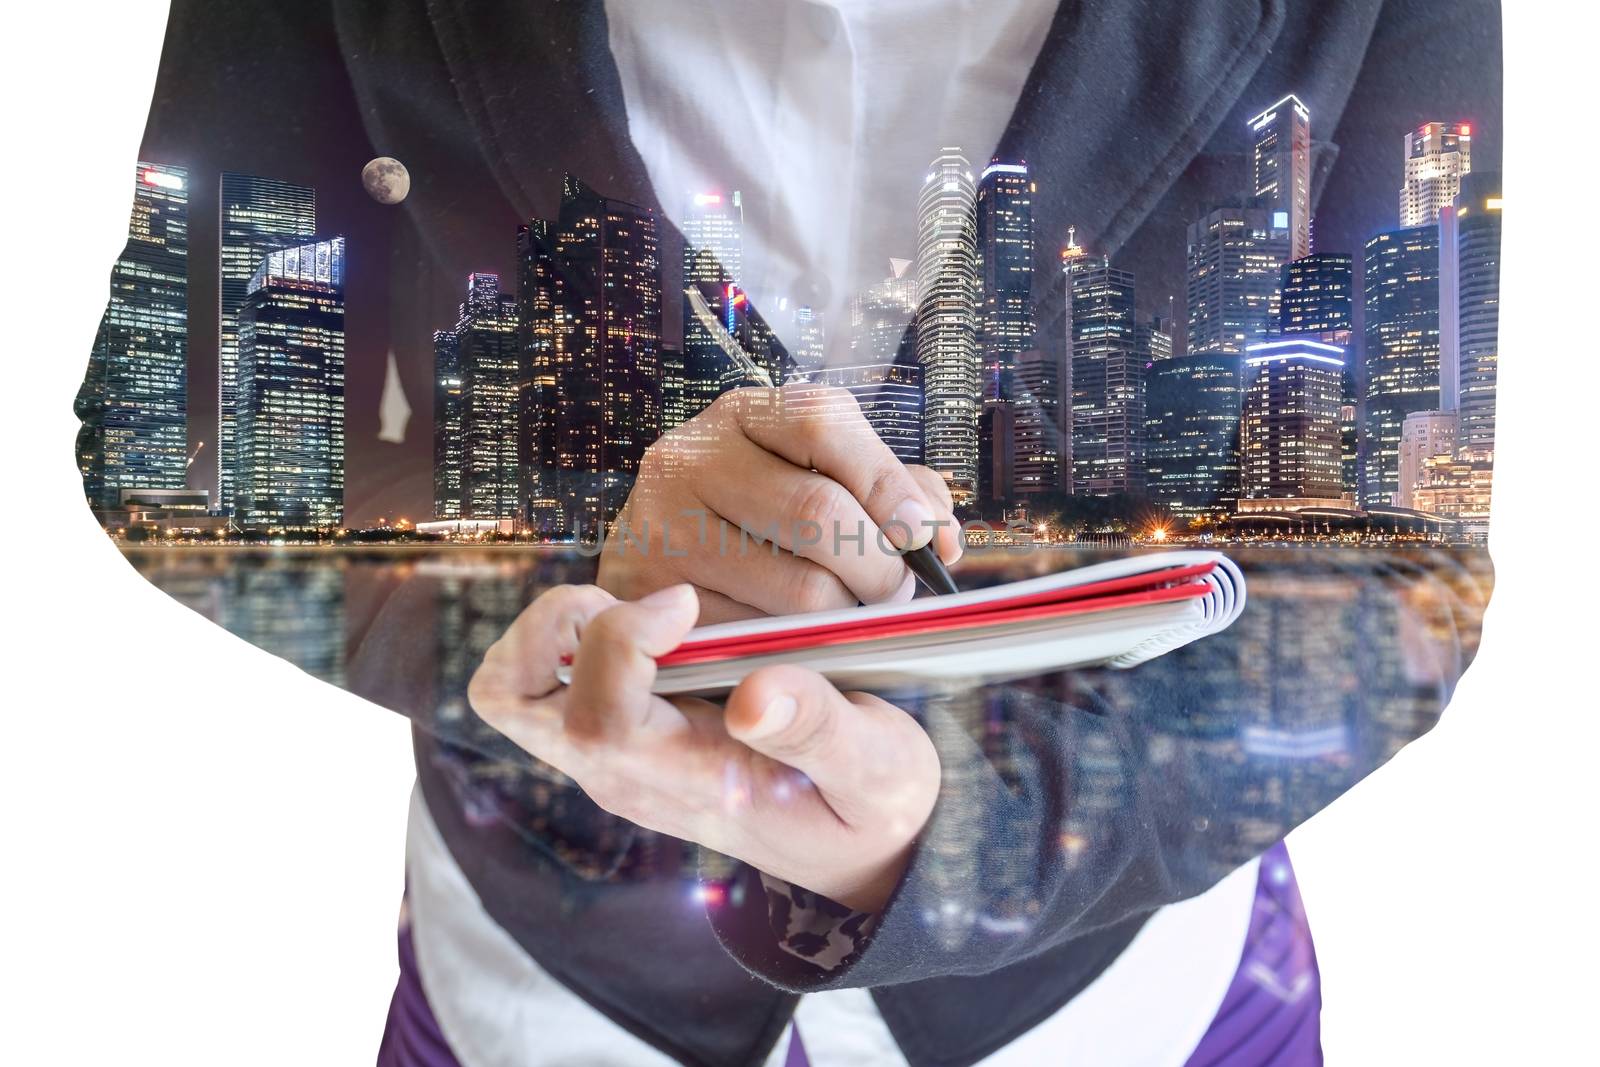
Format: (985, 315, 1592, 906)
(98, 3, 1499, 1065)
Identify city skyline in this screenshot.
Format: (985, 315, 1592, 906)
(84, 86, 1501, 540)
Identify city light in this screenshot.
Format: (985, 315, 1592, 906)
(141, 168, 184, 190)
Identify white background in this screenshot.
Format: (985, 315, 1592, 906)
(2, 3, 1593, 1063)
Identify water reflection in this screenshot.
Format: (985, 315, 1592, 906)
(124, 545, 1489, 928)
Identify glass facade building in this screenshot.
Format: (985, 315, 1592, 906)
(915, 148, 981, 504)
(788, 363, 924, 464)
(1010, 347, 1066, 497)
(1241, 339, 1346, 501)
(435, 273, 522, 522)
(77, 162, 190, 511)
(1248, 94, 1312, 262)
(1453, 172, 1502, 456)
(1279, 253, 1357, 495)
(1144, 352, 1244, 521)
(975, 159, 1035, 403)
(1362, 225, 1441, 507)
(235, 237, 346, 529)
(1064, 244, 1143, 496)
(1186, 202, 1290, 355)
(431, 329, 463, 520)
(217, 172, 316, 516)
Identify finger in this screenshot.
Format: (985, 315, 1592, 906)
(731, 385, 952, 551)
(566, 584, 700, 741)
(690, 438, 912, 606)
(487, 584, 617, 699)
(905, 465, 963, 564)
(723, 664, 940, 829)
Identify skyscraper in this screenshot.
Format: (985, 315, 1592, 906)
(1063, 239, 1143, 496)
(1362, 225, 1441, 507)
(1248, 94, 1312, 262)
(234, 237, 346, 530)
(1450, 172, 1502, 456)
(432, 329, 463, 520)
(788, 363, 923, 464)
(1143, 352, 1244, 521)
(217, 173, 316, 516)
(681, 190, 748, 417)
(792, 306, 826, 374)
(975, 159, 1035, 402)
(520, 176, 663, 541)
(915, 149, 981, 504)
(437, 273, 522, 522)
(77, 162, 190, 511)
(1399, 122, 1472, 227)
(1186, 202, 1291, 355)
(850, 259, 918, 366)
(1241, 339, 1345, 501)
(658, 345, 689, 432)
(1279, 253, 1356, 495)
(1010, 347, 1067, 497)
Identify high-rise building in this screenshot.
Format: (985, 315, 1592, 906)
(850, 259, 918, 366)
(1279, 253, 1357, 494)
(1010, 347, 1067, 497)
(915, 149, 981, 503)
(790, 363, 924, 464)
(975, 159, 1035, 402)
(681, 190, 751, 417)
(434, 273, 522, 522)
(1400, 122, 1472, 228)
(792, 306, 826, 374)
(1248, 94, 1312, 262)
(1450, 172, 1502, 456)
(1396, 410, 1458, 509)
(217, 173, 316, 516)
(1143, 352, 1244, 521)
(432, 329, 463, 519)
(520, 176, 663, 541)
(1241, 338, 1345, 501)
(659, 345, 689, 431)
(978, 399, 1014, 504)
(1137, 314, 1174, 363)
(234, 237, 346, 530)
(77, 162, 190, 511)
(1063, 239, 1143, 496)
(1362, 225, 1441, 507)
(1186, 202, 1291, 355)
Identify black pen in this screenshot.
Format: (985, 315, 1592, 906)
(906, 541, 960, 596)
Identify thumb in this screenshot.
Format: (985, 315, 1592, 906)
(725, 665, 939, 829)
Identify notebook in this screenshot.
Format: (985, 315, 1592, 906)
(561, 550, 1246, 697)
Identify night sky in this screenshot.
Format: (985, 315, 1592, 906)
(124, 3, 1500, 526)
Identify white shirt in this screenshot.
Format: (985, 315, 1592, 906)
(408, 3, 1258, 1061)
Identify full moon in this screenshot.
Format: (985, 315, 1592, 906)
(362, 156, 411, 205)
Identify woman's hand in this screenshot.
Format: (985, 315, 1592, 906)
(597, 385, 962, 624)
(467, 582, 941, 912)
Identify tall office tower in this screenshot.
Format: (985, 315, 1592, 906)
(1137, 314, 1174, 363)
(915, 149, 981, 503)
(1279, 252, 1356, 494)
(439, 273, 523, 521)
(520, 176, 663, 541)
(217, 173, 316, 516)
(1248, 94, 1312, 262)
(1186, 202, 1291, 355)
(790, 363, 924, 463)
(1362, 225, 1441, 507)
(1143, 352, 1244, 521)
(1241, 338, 1345, 501)
(1063, 240, 1143, 496)
(658, 346, 689, 431)
(792, 306, 826, 374)
(234, 237, 346, 530)
(850, 259, 919, 365)
(978, 399, 1014, 504)
(1396, 410, 1459, 509)
(681, 190, 747, 416)
(975, 159, 1036, 402)
(432, 329, 463, 519)
(1400, 122, 1472, 227)
(1448, 172, 1502, 456)
(1010, 347, 1067, 497)
(77, 163, 190, 511)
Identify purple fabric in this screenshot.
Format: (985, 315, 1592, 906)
(377, 843, 1319, 1066)
(1184, 842, 1322, 1067)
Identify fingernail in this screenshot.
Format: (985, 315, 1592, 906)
(750, 694, 797, 738)
(636, 583, 695, 610)
(888, 497, 934, 551)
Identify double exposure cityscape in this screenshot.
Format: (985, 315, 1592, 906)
(77, 94, 1499, 548)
